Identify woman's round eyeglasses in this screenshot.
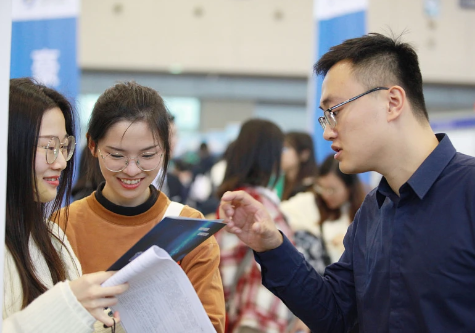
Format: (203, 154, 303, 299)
(98, 148, 163, 172)
(39, 136, 76, 164)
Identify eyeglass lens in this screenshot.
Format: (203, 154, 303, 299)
(45, 136, 76, 164)
(315, 185, 337, 196)
(102, 151, 163, 172)
(318, 113, 335, 130)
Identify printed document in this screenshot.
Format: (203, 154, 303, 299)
(102, 246, 216, 333)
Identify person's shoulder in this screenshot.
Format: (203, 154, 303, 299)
(281, 191, 315, 207)
(446, 152, 475, 180)
(359, 186, 378, 205)
(46, 219, 66, 237)
(453, 152, 475, 167)
(179, 204, 205, 219)
(69, 193, 95, 211)
(350, 186, 379, 221)
(58, 193, 96, 229)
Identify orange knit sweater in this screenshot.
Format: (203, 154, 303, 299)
(58, 191, 225, 333)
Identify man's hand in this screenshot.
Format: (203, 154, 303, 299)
(219, 190, 283, 252)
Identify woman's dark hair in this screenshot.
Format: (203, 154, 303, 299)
(7, 78, 76, 308)
(71, 145, 105, 200)
(315, 155, 366, 224)
(87, 81, 170, 188)
(217, 119, 284, 197)
(282, 131, 319, 200)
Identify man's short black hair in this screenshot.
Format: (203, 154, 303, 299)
(315, 33, 428, 121)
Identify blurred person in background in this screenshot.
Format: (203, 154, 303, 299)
(194, 141, 215, 176)
(210, 140, 236, 192)
(187, 141, 220, 215)
(153, 114, 186, 203)
(216, 118, 294, 333)
(280, 132, 327, 273)
(280, 132, 330, 333)
(314, 154, 366, 262)
(281, 154, 366, 266)
(280, 132, 319, 201)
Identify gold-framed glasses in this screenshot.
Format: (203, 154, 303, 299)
(318, 87, 389, 130)
(98, 148, 163, 172)
(39, 136, 76, 164)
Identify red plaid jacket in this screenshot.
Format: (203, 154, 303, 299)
(216, 186, 294, 333)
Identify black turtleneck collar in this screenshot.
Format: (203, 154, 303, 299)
(94, 182, 160, 216)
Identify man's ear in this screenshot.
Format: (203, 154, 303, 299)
(86, 134, 97, 157)
(387, 85, 406, 123)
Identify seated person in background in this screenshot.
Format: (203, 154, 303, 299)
(314, 155, 366, 262)
(281, 154, 366, 265)
(280, 131, 328, 280)
(4, 78, 127, 332)
(57, 81, 225, 333)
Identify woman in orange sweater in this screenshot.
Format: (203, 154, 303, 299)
(59, 81, 225, 332)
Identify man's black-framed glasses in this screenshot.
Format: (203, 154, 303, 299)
(318, 87, 389, 130)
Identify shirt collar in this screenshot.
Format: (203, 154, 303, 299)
(376, 133, 456, 207)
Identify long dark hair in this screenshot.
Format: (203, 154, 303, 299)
(7, 78, 76, 308)
(282, 131, 319, 200)
(87, 81, 171, 189)
(217, 119, 284, 197)
(315, 155, 365, 224)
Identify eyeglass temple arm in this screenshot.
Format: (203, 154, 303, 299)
(326, 87, 389, 112)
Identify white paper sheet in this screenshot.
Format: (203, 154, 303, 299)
(102, 246, 216, 333)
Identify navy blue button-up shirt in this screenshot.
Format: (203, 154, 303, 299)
(256, 134, 475, 333)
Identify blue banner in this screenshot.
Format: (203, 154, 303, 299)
(11, 0, 79, 99)
(11, 0, 80, 198)
(312, 0, 368, 164)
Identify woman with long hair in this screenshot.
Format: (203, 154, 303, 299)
(58, 81, 225, 332)
(4, 78, 127, 332)
(216, 118, 293, 333)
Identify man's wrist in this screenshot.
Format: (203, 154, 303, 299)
(256, 230, 284, 253)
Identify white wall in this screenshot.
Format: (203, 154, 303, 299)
(0, 0, 12, 329)
(80, 0, 314, 77)
(369, 0, 475, 84)
(80, 0, 475, 84)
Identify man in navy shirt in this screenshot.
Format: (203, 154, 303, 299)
(220, 33, 475, 332)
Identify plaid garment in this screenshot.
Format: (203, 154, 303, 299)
(217, 186, 294, 333)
